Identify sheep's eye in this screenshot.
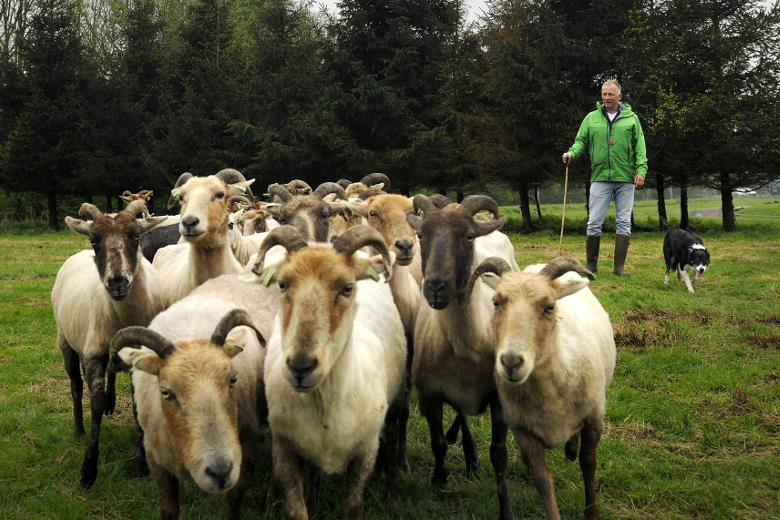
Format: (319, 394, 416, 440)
(544, 303, 555, 315)
(277, 217, 286, 225)
(321, 212, 329, 220)
(278, 281, 286, 291)
(339, 284, 354, 298)
(215, 191, 225, 200)
(493, 300, 500, 309)
(160, 389, 175, 401)
(229, 375, 238, 389)
(132, 233, 141, 241)
(466, 234, 475, 242)
(369, 211, 377, 219)
(90, 237, 100, 246)
(416, 233, 423, 241)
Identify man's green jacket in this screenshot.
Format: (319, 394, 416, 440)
(568, 102, 648, 183)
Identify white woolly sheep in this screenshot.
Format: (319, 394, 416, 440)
(405, 194, 517, 520)
(476, 256, 616, 520)
(246, 225, 407, 520)
(110, 274, 280, 520)
(153, 171, 254, 306)
(51, 201, 167, 489)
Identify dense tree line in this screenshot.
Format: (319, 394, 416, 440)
(1, 0, 778, 230)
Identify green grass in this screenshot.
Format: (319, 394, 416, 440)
(2, 208, 780, 519)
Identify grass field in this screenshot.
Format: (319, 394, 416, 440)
(1, 201, 779, 519)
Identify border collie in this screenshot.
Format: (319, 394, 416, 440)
(663, 228, 710, 293)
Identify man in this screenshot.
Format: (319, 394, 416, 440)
(562, 80, 647, 277)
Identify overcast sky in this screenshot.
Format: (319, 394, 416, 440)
(313, 0, 488, 22)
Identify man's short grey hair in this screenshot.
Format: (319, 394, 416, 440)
(602, 80, 622, 93)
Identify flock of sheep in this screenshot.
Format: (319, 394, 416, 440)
(51, 169, 616, 520)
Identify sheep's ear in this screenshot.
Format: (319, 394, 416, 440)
(406, 212, 422, 230)
(345, 201, 368, 217)
(138, 216, 168, 234)
(480, 272, 502, 291)
(224, 325, 265, 356)
(355, 252, 395, 282)
(118, 347, 164, 376)
(65, 216, 91, 236)
(553, 272, 590, 299)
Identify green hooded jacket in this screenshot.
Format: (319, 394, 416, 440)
(568, 101, 648, 183)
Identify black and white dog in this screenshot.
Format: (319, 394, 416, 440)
(663, 228, 711, 293)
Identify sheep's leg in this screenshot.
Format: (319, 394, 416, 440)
(444, 415, 460, 443)
(304, 463, 320, 520)
(272, 443, 307, 520)
(514, 428, 561, 520)
(105, 369, 116, 415)
(418, 394, 449, 484)
(131, 382, 149, 478)
(148, 451, 180, 520)
(459, 414, 481, 473)
(664, 267, 671, 285)
(58, 333, 84, 437)
(564, 432, 580, 462)
(225, 431, 256, 520)
(382, 392, 405, 499)
(79, 354, 108, 489)
(489, 399, 515, 520)
(580, 418, 603, 520)
(343, 444, 378, 520)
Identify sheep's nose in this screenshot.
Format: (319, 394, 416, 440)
(287, 357, 318, 384)
(205, 459, 234, 490)
(395, 241, 413, 258)
(500, 353, 524, 374)
(106, 276, 131, 299)
(425, 278, 447, 297)
(181, 216, 200, 233)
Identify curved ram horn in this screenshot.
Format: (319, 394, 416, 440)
(251, 225, 309, 276)
(108, 326, 176, 373)
(459, 257, 513, 304)
(287, 179, 312, 195)
(123, 200, 148, 217)
(459, 195, 500, 219)
(428, 194, 453, 209)
(167, 172, 194, 209)
(412, 194, 437, 216)
(121, 190, 132, 197)
(336, 179, 352, 189)
(357, 188, 386, 200)
(332, 225, 393, 281)
(229, 194, 254, 208)
(540, 257, 595, 281)
(268, 183, 293, 203)
(313, 182, 348, 200)
(210, 309, 265, 349)
(215, 168, 255, 201)
(359, 173, 391, 191)
(78, 203, 103, 221)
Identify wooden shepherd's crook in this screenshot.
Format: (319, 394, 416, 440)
(558, 158, 570, 256)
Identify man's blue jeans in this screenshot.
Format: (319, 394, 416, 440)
(587, 181, 635, 236)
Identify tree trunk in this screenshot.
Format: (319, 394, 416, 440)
(680, 187, 689, 230)
(47, 191, 60, 231)
(438, 184, 447, 196)
(656, 175, 668, 231)
(105, 191, 113, 213)
(534, 187, 542, 219)
(518, 176, 532, 233)
(720, 172, 737, 231)
(456, 171, 463, 203)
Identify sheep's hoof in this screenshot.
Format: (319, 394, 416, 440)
(105, 393, 116, 415)
(79, 462, 98, 489)
(432, 467, 449, 485)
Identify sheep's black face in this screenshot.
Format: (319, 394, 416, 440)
(91, 214, 141, 301)
(415, 212, 476, 309)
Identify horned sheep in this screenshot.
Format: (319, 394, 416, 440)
(152, 170, 254, 307)
(246, 225, 407, 520)
(110, 274, 279, 519)
(51, 201, 167, 489)
(405, 194, 517, 520)
(476, 256, 616, 520)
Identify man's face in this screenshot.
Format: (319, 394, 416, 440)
(601, 84, 622, 111)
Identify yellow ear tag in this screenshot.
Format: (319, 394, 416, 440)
(262, 266, 276, 287)
(132, 351, 153, 367)
(171, 189, 181, 199)
(367, 265, 380, 282)
(225, 340, 244, 351)
(232, 184, 247, 193)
